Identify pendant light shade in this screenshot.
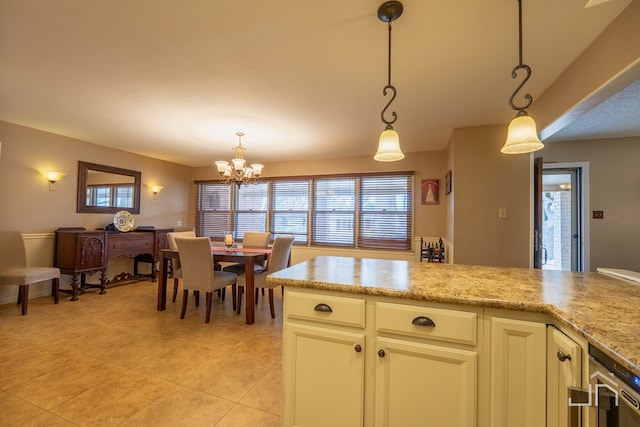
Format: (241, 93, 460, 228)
(500, 0, 543, 154)
(501, 113, 544, 154)
(375, 126, 404, 161)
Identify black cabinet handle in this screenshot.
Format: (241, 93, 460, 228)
(354, 344, 362, 353)
(313, 303, 333, 313)
(557, 351, 572, 362)
(412, 316, 436, 327)
(378, 349, 386, 358)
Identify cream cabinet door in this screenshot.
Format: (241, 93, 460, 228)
(546, 325, 583, 427)
(283, 322, 365, 427)
(374, 336, 478, 427)
(490, 317, 546, 427)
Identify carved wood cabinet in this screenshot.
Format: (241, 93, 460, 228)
(54, 228, 172, 300)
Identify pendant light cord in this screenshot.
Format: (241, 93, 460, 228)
(381, 18, 398, 127)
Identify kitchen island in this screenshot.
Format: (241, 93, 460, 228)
(268, 255, 640, 426)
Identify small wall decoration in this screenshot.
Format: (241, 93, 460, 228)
(421, 179, 439, 205)
(445, 170, 452, 195)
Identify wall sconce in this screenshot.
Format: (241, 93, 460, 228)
(150, 185, 164, 199)
(41, 170, 66, 191)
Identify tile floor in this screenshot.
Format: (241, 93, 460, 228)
(0, 280, 284, 426)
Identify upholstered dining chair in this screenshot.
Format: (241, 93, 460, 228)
(223, 231, 271, 275)
(236, 235, 295, 319)
(0, 231, 60, 315)
(175, 237, 238, 323)
(166, 231, 195, 303)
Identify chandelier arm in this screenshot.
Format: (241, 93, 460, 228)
(381, 84, 398, 126)
(508, 64, 533, 112)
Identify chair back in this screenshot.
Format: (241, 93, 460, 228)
(267, 236, 295, 273)
(242, 232, 270, 248)
(175, 237, 215, 292)
(167, 231, 196, 276)
(243, 231, 270, 267)
(0, 231, 27, 271)
(167, 231, 196, 251)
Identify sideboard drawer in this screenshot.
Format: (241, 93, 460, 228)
(286, 290, 365, 328)
(107, 233, 154, 257)
(376, 302, 478, 345)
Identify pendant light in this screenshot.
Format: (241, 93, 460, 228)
(374, 1, 405, 162)
(501, 0, 544, 154)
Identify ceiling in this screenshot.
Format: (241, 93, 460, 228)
(0, 0, 636, 167)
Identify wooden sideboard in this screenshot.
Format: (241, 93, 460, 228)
(54, 228, 172, 300)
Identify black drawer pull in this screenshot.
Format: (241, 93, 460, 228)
(412, 316, 436, 327)
(314, 303, 333, 313)
(354, 344, 362, 353)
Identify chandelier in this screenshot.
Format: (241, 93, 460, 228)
(214, 132, 264, 186)
(501, 0, 544, 154)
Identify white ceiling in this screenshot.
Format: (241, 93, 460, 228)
(0, 0, 636, 167)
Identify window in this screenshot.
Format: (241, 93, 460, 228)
(195, 183, 230, 238)
(195, 172, 413, 250)
(271, 179, 309, 243)
(235, 182, 268, 239)
(313, 178, 355, 246)
(359, 175, 412, 249)
(86, 184, 135, 208)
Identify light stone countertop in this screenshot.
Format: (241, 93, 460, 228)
(268, 255, 640, 377)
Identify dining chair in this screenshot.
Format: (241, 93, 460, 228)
(175, 237, 238, 323)
(236, 235, 295, 319)
(166, 231, 195, 303)
(0, 231, 60, 315)
(223, 231, 271, 275)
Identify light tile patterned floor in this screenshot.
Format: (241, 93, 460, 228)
(0, 280, 284, 426)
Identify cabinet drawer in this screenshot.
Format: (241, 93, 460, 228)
(286, 290, 365, 328)
(376, 302, 477, 345)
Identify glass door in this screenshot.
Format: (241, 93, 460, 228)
(541, 167, 583, 271)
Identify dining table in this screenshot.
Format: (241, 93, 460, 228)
(157, 245, 271, 325)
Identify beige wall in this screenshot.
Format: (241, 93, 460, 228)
(540, 137, 640, 272)
(0, 119, 451, 261)
(449, 124, 532, 268)
(0, 121, 192, 233)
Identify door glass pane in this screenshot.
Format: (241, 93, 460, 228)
(542, 173, 572, 270)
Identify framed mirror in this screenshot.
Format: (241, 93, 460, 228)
(77, 161, 141, 214)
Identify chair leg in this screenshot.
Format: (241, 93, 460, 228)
(205, 292, 213, 323)
(52, 278, 59, 304)
(221, 288, 226, 301)
(237, 286, 244, 315)
(19, 285, 29, 315)
(194, 290, 200, 307)
(231, 283, 238, 311)
(268, 289, 275, 319)
(172, 278, 179, 303)
(180, 289, 188, 319)
(255, 288, 259, 305)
